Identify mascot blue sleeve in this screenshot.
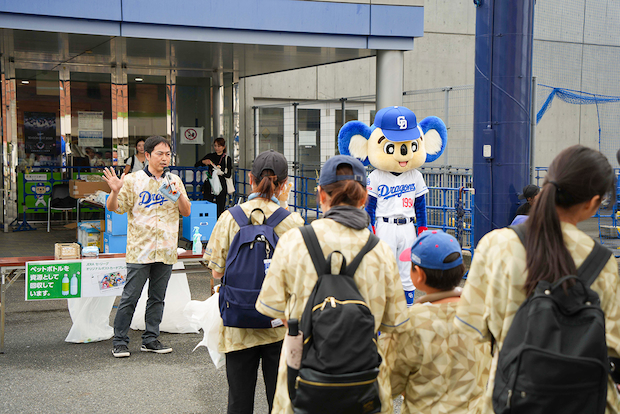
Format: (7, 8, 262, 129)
(414, 195, 427, 229)
(366, 195, 377, 226)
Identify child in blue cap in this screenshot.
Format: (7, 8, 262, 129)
(380, 230, 490, 414)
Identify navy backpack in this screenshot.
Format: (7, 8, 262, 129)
(219, 205, 290, 329)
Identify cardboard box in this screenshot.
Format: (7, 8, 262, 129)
(55, 243, 81, 260)
(69, 179, 110, 198)
(103, 231, 127, 253)
(77, 221, 103, 250)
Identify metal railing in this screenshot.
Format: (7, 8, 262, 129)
(235, 168, 475, 252)
(22, 165, 476, 252)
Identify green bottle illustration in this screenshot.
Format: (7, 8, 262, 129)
(70, 274, 78, 296)
(62, 274, 69, 296)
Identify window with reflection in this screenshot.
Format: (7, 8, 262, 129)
(15, 69, 61, 168)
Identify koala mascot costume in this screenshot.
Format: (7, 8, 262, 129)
(338, 106, 447, 305)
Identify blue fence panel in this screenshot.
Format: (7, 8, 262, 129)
(29, 165, 475, 254)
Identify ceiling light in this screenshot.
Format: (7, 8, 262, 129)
(134, 77, 143, 82)
(21, 80, 29, 84)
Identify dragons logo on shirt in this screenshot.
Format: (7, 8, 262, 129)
(138, 191, 166, 208)
(377, 183, 416, 199)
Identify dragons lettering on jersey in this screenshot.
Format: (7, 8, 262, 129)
(138, 191, 166, 208)
(377, 183, 416, 199)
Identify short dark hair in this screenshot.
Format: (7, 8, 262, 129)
(144, 136, 170, 154)
(416, 252, 465, 291)
(135, 137, 146, 147)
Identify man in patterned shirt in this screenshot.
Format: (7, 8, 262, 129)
(380, 230, 490, 414)
(103, 136, 191, 358)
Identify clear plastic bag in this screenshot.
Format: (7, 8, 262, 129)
(183, 292, 225, 369)
(210, 174, 222, 196)
(65, 296, 116, 343)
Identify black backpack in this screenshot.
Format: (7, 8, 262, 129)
(290, 225, 382, 414)
(492, 224, 612, 414)
(219, 205, 290, 329)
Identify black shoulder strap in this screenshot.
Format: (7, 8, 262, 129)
(511, 223, 611, 288)
(510, 223, 527, 246)
(299, 225, 327, 276)
(300, 225, 380, 278)
(577, 241, 612, 287)
(344, 234, 380, 277)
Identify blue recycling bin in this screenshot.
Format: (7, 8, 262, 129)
(182, 201, 217, 242)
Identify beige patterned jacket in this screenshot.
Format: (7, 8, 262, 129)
(256, 218, 410, 414)
(115, 169, 187, 265)
(204, 198, 304, 353)
(455, 222, 620, 414)
(380, 302, 490, 414)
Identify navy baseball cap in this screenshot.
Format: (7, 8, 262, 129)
(252, 150, 288, 182)
(399, 230, 463, 270)
(373, 106, 421, 143)
(319, 155, 366, 187)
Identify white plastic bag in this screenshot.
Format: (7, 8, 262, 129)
(65, 296, 116, 343)
(225, 176, 235, 195)
(183, 292, 225, 369)
(130, 263, 200, 334)
(210, 173, 222, 196)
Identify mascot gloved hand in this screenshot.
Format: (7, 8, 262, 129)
(338, 106, 447, 306)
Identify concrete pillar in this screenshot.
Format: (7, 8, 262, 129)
(212, 71, 224, 139)
(376, 50, 404, 109)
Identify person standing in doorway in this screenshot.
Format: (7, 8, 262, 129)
(103, 135, 191, 358)
(195, 137, 232, 218)
(124, 137, 148, 174)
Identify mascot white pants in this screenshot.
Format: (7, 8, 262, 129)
(376, 219, 417, 304)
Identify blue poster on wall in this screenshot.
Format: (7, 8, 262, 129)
(24, 112, 57, 155)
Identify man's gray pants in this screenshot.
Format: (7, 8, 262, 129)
(113, 262, 172, 346)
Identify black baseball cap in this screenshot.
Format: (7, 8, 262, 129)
(518, 184, 540, 200)
(251, 150, 288, 182)
(319, 155, 366, 187)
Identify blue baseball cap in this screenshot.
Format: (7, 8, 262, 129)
(319, 155, 366, 187)
(373, 106, 421, 143)
(399, 230, 463, 270)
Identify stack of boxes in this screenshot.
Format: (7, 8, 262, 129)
(103, 195, 128, 253)
(77, 220, 104, 250)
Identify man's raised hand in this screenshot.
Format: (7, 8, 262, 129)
(102, 167, 125, 194)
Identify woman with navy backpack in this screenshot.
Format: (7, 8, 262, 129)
(203, 150, 304, 414)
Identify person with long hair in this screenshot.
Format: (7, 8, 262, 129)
(455, 145, 620, 413)
(124, 137, 147, 174)
(204, 150, 304, 414)
(195, 137, 232, 217)
(256, 155, 409, 414)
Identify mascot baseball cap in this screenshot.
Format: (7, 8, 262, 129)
(319, 155, 366, 187)
(399, 230, 463, 270)
(252, 150, 288, 182)
(373, 106, 421, 143)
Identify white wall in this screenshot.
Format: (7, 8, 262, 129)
(242, 0, 613, 170)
